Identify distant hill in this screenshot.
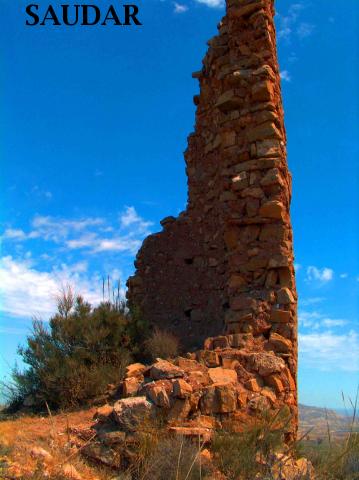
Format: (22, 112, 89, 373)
(299, 403, 358, 440)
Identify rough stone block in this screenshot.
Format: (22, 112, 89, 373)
(150, 360, 184, 380)
(173, 379, 193, 398)
(259, 200, 285, 219)
(208, 367, 238, 384)
(270, 308, 291, 323)
(216, 90, 243, 112)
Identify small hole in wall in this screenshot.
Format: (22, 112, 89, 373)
(263, 329, 271, 340)
(184, 309, 192, 318)
(184, 258, 194, 265)
(222, 302, 230, 310)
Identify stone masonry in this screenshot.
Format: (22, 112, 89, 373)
(127, 0, 298, 434)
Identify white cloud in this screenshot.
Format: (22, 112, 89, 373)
(120, 206, 152, 232)
(92, 238, 141, 254)
(299, 330, 359, 372)
(0, 256, 103, 320)
(2, 229, 27, 241)
(65, 233, 98, 250)
(277, 3, 304, 40)
(195, 0, 224, 8)
(294, 263, 302, 271)
(280, 70, 291, 82)
(299, 309, 347, 330)
(276, 3, 314, 42)
(340, 273, 348, 279)
(174, 2, 188, 13)
(31, 215, 105, 242)
(31, 185, 53, 200)
(2, 207, 153, 255)
(299, 310, 322, 329)
(300, 297, 325, 307)
(297, 22, 315, 39)
(306, 266, 334, 283)
(321, 319, 347, 328)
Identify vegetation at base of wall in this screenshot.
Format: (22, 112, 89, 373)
(125, 428, 208, 480)
(143, 327, 180, 362)
(212, 407, 292, 480)
(2, 286, 150, 412)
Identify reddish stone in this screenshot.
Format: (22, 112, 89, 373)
(173, 379, 193, 398)
(208, 367, 238, 385)
(266, 375, 285, 393)
(245, 378, 261, 392)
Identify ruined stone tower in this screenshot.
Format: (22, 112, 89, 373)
(127, 0, 297, 430)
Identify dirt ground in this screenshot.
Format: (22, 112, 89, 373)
(0, 407, 110, 479)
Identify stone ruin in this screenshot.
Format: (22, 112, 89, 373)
(123, 0, 298, 439)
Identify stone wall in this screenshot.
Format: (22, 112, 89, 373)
(127, 0, 297, 433)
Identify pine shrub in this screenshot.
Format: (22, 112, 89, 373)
(8, 289, 145, 410)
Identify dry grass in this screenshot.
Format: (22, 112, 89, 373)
(1, 399, 358, 480)
(0, 407, 111, 479)
(0, 410, 214, 480)
(144, 328, 180, 362)
(212, 407, 294, 480)
(298, 391, 359, 480)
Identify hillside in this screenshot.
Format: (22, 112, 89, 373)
(299, 404, 358, 440)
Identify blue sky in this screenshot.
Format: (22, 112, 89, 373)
(0, 0, 358, 408)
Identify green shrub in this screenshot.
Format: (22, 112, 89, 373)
(144, 328, 179, 362)
(6, 288, 146, 410)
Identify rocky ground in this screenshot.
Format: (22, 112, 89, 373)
(0, 352, 315, 480)
(0, 355, 355, 479)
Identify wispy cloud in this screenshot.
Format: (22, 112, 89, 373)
(299, 330, 359, 372)
(299, 308, 348, 330)
(66, 236, 141, 255)
(2, 229, 28, 241)
(174, 2, 188, 13)
(195, 0, 224, 8)
(297, 22, 315, 39)
(1, 207, 153, 256)
(277, 3, 304, 40)
(120, 206, 152, 232)
(276, 3, 314, 42)
(0, 206, 153, 322)
(306, 266, 334, 284)
(31, 185, 53, 200)
(300, 297, 325, 307)
(280, 70, 291, 82)
(0, 256, 104, 319)
(31, 215, 105, 242)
